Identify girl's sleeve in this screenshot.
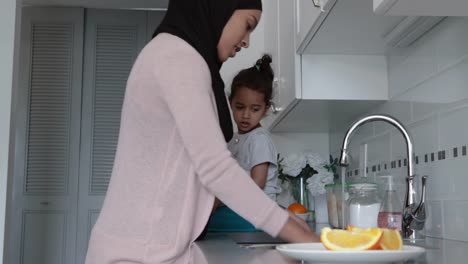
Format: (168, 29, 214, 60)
(154, 48, 288, 237)
(248, 133, 278, 171)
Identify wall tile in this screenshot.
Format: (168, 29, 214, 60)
(373, 100, 412, 134)
(350, 122, 374, 145)
(272, 133, 329, 158)
(432, 158, 468, 200)
(439, 105, 468, 150)
(443, 200, 468, 242)
(425, 200, 444, 239)
(408, 116, 439, 157)
(331, 16, 468, 242)
(408, 59, 468, 121)
(390, 128, 407, 162)
(329, 131, 346, 155)
(366, 133, 391, 166)
(434, 18, 468, 71)
(387, 28, 438, 98)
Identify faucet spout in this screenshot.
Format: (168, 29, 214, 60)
(338, 114, 425, 239)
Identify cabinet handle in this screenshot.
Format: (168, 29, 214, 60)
(312, 0, 321, 8)
(40, 201, 49, 206)
(270, 101, 283, 114)
(312, 0, 327, 12)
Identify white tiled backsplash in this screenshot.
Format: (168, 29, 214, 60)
(330, 17, 468, 242)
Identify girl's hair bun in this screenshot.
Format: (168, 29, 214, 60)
(255, 54, 272, 70)
(255, 54, 274, 81)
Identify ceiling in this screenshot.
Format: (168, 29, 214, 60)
(22, 0, 169, 9)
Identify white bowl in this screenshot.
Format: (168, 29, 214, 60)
(295, 212, 309, 221)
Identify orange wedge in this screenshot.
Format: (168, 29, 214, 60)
(379, 228, 403, 250)
(346, 225, 403, 250)
(320, 227, 383, 251)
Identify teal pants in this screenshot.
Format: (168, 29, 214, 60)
(206, 206, 261, 232)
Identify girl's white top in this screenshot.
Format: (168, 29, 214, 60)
(228, 127, 281, 200)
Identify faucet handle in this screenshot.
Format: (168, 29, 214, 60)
(410, 176, 427, 230)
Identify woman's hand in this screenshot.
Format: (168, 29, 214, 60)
(277, 212, 320, 243)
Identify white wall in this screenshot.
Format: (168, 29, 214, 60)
(330, 17, 468, 242)
(0, 0, 19, 262)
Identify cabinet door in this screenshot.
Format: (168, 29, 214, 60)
(374, 0, 468, 16)
(75, 9, 147, 264)
(10, 7, 84, 264)
(278, 0, 298, 113)
(261, 0, 279, 128)
(295, 0, 336, 53)
(296, 0, 322, 52)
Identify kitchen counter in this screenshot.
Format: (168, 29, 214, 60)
(194, 228, 468, 263)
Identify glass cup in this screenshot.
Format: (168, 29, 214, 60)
(325, 183, 350, 229)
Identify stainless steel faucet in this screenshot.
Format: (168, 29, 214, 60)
(338, 114, 427, 239)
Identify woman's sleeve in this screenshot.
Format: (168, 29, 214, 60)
(155, 49, 288, 237)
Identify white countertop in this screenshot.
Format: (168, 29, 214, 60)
(193, 231, 468, 263)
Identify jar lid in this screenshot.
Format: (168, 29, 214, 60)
(349, 183, 377, 190)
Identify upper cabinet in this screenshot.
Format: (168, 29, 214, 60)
(262, 0, 299, 128)
(296, 0, 336, 53)
(374, 0, 468, 16)
(265, 0, 395, 132)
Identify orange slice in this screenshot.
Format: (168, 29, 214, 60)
(379, 228, 403, 250)
(346, 226, 403, 250)
(320, 227, 383, 251)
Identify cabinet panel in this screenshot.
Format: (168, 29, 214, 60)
(296, 0, 336, 53)
(278, 0, 298, 111)
(76, 9, 148, 264)
(10, 7, 84, 264)
(301, 54, 388, 100)
(374, 0, 468, 16)
(21, 211, 67, 264)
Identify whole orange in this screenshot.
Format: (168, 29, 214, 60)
(287, 202, 307, 214)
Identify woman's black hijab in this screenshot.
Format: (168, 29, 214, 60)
(153, 0, 262, 142)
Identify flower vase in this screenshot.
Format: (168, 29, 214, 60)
(290, 176, 310, 211)
(313, 193, 328, 224)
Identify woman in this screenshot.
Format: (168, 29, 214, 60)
(85, 0, 319, 263)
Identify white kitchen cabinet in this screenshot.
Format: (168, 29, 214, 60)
(267, 0, 399, 132)
(374, 0, 468, 16)
(295, 0, 336, 53)
(261, 0, 300, 128)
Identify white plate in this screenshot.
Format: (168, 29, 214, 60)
(276, 243, 425, 263)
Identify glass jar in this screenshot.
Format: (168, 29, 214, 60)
(347, 183, 381, 228)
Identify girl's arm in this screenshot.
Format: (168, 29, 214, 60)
(250, 162, 268, 189)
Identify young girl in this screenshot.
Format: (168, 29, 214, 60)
(207, 55, 281, 232)
(86, 0, 318, 262)
(228, 54, 280, 200)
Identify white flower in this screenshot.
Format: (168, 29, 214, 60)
(282, 153, 307, 177)
(306, 170, 334, 196)
(305, 152, 326, 168)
